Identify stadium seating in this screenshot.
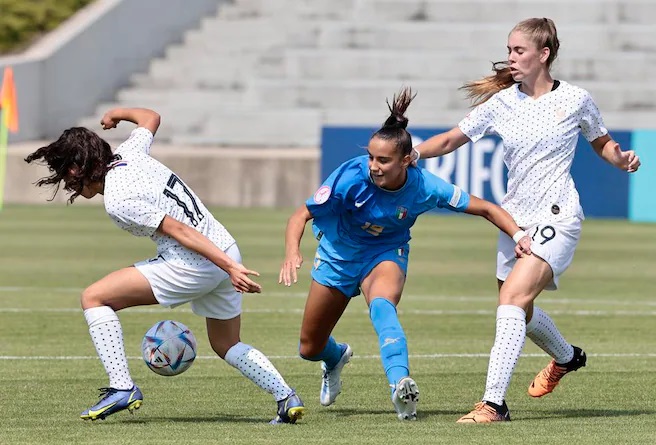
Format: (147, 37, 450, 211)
(80, 0, 656, 146)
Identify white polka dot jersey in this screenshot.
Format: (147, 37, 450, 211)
(458, 81, 607, 227)
(103, 128, 236, 267)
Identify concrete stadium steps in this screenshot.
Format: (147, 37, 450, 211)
(82, 106, 321, 147)
(170, 108, 321, 146)
(78, 0, 656, 145)
(218, 0, 656, 25)
(192, 20, 656, 52)
(132, 48, 656, 89)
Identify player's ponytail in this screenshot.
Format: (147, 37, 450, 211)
(373, 87, 416, 156)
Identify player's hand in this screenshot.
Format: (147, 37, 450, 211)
(514, 235, 533, 258)
(611, 143, 641, 173)
(228, 264, 261, 293)
(100, 112, 120, 130)
(279, 252, 303, 287)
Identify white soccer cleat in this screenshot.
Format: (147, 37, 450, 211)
(391, 377, 419, 421)
(320, 344, 353, 406)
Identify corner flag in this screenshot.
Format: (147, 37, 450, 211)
(0, 66, 19, 210)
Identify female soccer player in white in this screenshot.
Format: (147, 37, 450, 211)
(414, 18, 641, 423)
(25, 107, 305, 424)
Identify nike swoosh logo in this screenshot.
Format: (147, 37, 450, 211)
(355, 201, 366, 208)
(86, 401, 118, 417)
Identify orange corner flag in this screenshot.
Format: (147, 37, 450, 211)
(0, 66, 19, 133)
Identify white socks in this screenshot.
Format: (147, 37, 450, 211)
(84, 306, 134, 390)
(527, 306, 574, 364)
(225, 342, 293, 402)
(483, 305, 526, 405)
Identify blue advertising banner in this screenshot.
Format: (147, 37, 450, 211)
(321, 126, 632, 219)
(629, 131, 656, 222)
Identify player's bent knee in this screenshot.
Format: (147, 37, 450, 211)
(80, 286, 104, 309)
(298, 337, 325, 360)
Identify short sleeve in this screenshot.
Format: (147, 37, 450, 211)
(578, 93, 608, 142)
(306, 159, 364, 218)
(422, 170, 470, 212)
(116, 127, 154, 155)
(106, 197, 166, 237)
(458, 100, 495, 143)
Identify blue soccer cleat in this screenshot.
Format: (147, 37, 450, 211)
(270, 391, 306, 424)
(80, 386, 143, 421)
(320, 343, 353, 406)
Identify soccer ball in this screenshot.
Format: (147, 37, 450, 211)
(141, 320, 197, 376)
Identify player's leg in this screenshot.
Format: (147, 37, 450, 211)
(458, 253, 552, 423)
(524, 219, 587, 397)
(193, 243, 304, 424)
(79, 266, 155, 420)
(299, 280, 352, 406)
(361, 255, 418, 421)
(205, 316, 304, 424)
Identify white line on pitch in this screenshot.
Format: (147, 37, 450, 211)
(1, 353, 655, 361)
(1, 286, 654, 307)
(0, 307, 655, 316)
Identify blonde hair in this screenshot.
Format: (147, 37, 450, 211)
(461, 17, 560, 106)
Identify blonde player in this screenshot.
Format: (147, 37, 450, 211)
(414, 18, 640, 422)
(24, 108, 305, 424)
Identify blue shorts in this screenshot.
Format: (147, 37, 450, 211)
(310, 244, 410, 298)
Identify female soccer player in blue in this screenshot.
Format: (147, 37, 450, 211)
(279, 87, 533, 420)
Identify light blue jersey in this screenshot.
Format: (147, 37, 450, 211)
(307, 155, 470, 260)
(306, 155, 470, 297)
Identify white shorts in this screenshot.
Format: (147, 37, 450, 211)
(135, 243, 242, 319)
(496, 217, 582, 290)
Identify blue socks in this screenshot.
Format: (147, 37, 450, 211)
(299, 335, 345, 370)
(369, 297, 409, 388)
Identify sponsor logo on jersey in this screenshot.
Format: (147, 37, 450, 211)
(313, 185, 331, 204)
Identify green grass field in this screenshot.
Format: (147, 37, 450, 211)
(1, 206, 655, 445)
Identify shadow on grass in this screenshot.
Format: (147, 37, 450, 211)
(110, 415, 272, 424)
(320, 407, 656, 422)
(328, 407, 464, 418)
(519, 408, 656, 421)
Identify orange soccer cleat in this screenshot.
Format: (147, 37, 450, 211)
(456, 401, 510, 423)
(528, 346, 587, 398)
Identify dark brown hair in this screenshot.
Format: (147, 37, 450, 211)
(461, 17, 560, 106)
(372, 87, 417, 156)
(24, 127, 113, 203)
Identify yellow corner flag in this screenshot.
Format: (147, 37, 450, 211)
(0, 66, 20, 211)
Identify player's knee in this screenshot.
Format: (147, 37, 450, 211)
(498, 288, 533, 308)
(298, 335, 323, 360)
(80, 286, 103, 309)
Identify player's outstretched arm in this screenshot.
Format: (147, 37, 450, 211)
(590, 134, 641, 173)
(279, 204, 313, 287)
(464, 195, 532, 258)
(414, 127, 470, 160)
(100, 107, 161, 136)
(157, 215, 262, 293)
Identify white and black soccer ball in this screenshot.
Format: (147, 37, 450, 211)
(141, 320, 197, 376)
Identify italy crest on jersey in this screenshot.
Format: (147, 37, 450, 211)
(396, 206, 408, 220)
